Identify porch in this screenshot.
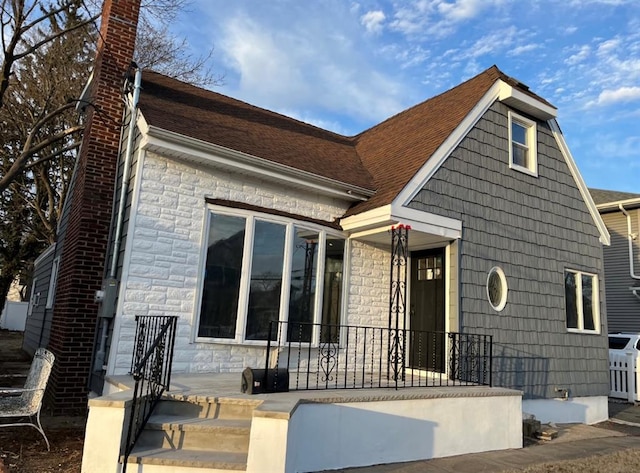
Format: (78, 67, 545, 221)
(83, 372, 523, 473)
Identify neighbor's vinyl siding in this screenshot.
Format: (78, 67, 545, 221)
(601, 209, 640, 332)
(408, 101, 609, 400)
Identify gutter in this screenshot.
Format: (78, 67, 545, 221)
(618, 203, 640, 301)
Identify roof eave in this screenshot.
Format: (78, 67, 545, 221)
(141, 124, 375, 202)
(596, 198, 640, 213)
(498, 81, 557, 120)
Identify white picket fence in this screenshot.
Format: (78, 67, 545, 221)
(610, 351, 640, 402)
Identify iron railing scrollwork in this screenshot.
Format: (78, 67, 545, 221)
(448, 332, 493, 386)
(122, 315, 177, 472)
(388, 224, 409, 386)
(266, 320, 492, 391)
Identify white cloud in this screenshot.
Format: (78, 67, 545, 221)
(217, 9, 408, 128)
(437, 0, 488, 21)
(594, 86, 640, 105)
(564, 45, 590, 65)
(361, 10, 386, 34)
(455, 26, 519, 59)
(388, 0, 505, 39)
(508, 44, 540, 56)
(597, 38, 621, 55)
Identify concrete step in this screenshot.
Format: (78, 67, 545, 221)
(154, 398, 258, 420)
(124, 447, 247, 471)
(136, 415, 251, 452)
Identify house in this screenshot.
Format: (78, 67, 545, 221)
(589, 188, 640, 332)
(25, 0, 614, 470)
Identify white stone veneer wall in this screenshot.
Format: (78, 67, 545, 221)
(109, 151, 391, 375)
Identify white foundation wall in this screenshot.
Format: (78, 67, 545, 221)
(283, 394, 523, 473)
(109, 151, 363, 375)
(523, 396, 609, 425)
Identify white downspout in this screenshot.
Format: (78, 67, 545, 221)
(110, 65, 142, 279)
(618, 203, 640, 301)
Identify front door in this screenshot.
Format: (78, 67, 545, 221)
(409, 248, 445, 372)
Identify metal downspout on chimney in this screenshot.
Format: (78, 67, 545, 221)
(94, 66, 143, 372)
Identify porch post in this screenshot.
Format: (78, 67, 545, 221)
(388, 224, 410, 385)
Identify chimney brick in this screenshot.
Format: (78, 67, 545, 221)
(47, 0, 141, 415)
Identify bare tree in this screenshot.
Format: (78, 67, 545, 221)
(0, 0, 219, 307)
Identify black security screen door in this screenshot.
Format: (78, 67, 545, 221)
(409, 248, 445, 372)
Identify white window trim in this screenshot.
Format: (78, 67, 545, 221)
(45, 256, 60, 309)
(27, 278, 39, 316)
(194, 204, 348, 345)
(508, 111, 538, 177)
(565, 269, 600, 334)
(487, 266, 508, 312)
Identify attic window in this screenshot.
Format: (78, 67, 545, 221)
(508, 111, 538, 177)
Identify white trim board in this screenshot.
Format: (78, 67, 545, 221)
(549, 119, 611, 246)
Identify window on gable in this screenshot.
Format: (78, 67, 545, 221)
(197, 207, 346, 344)
(565, 270, 599, 333)
(508, 111, 538, 176)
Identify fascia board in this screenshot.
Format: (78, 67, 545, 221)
(498, 81, 557, 120)
(139, 124, 374, 202)
(391, 205, 462, 239)
(340, 205, 394, 232)
(75, 71, 94, 112)
(549, 119, 611, 246)
(596, 198, 640, 212)
(33, 243, 57, 266)
(340, 204, 462, 240)
(394, 81, 502, 208)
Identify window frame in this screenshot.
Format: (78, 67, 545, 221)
(194, 204, 348, 345)
(486, 266, 508, 312)
(564, 269, 600, 334)
(27, 277, 38, 316)
(508, 111, 538, 177)
(45, 256, 60, 309)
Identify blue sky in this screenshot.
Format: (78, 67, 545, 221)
(174, 0, 639, 193)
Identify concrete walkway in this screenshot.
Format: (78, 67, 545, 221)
(323, 401, 640, 473)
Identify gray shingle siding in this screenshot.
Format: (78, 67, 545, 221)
(408, 102, 609, 399)
(601, 209, 640, 332)
(22, 246, 55, 355)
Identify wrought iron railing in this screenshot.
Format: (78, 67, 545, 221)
(265, 321, 492, 391)
(122, 315, 177, 471)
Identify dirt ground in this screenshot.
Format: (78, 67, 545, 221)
(0, 330, 85, 473)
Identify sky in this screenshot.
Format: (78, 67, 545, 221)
(172, 0, 640, 194)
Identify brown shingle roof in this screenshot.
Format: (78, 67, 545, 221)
(139, 72, 375, 191)
(589, 188, 640, 206)
(348, 66, 503, 215)
(139, 66, 549, 218)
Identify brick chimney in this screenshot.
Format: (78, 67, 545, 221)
(47, 0, 141, 414)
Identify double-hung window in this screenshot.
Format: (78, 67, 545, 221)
(197, 206, 346, 343)
(564, 270, 599, 333)
(508, 111, 538, 176)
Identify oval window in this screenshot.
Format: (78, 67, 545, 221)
(487, 267, 507, 311)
